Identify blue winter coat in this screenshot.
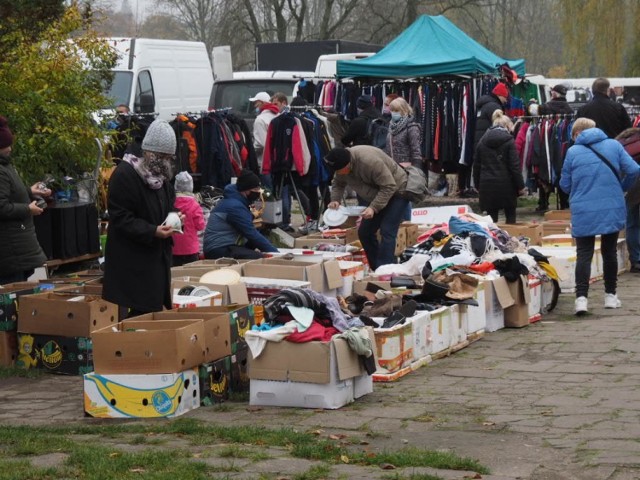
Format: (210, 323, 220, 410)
(559, 128, 639, 237)
(203, 184, 277, 254)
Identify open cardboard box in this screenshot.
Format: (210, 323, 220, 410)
(92, 319, 206, 374)
(497, 222, 543, 246)
(242, 258, 343, 294)
(293, 228, 359, 249)
(502, 275, 531, 328)
(133, 311, 231, 363)
(18, 291, 118, 337)
(352, 275, 423, 296)
(171, 276, 249, 305)
(543, 210, 571, 221)
(170, 262, 243, 279)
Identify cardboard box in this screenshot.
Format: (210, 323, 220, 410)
(171, 276, 249, 305)
(337, 260, 365, 297)
(410, 311, 432, 360)
(242, 258, 343, 294)
(18, 291, 118, 337)
(497, 222, 543, 246)
(428, 306, 453, 354)
(528, 277, 542, 323)
(83, 368, 200, 418)
(542, 220, 571, 236)
(172, 291, 223, 309)
(0, 282, 46, 331)
(229, 345, 250, 396)
(92, 319, 206, 374)
(16, 333, 93, 375)
(376, 227, 406, 257)
(199, 357, 231, 405)
(293, 228, 359, 249)
(541, 234, 575, 247)
(504, 275, 531, 328)
(400, 222, 419, 246)
(177, 304, 255, 354)
(448, 304, 467, 345)
(240, 277, 311, 307)
(372, 320, 414, 374)
(464, 281, 487, 334)
(266, 249, 353, 263)
(183, 259, 256, 268)
(248, 329, 372, 409)
(410, 204, 471, 224)
(53, 285, 104, 296)
(0, 331, 17, 366)
(353, 372, 374, 398)
(544, 210, 571, 221)
(133, 311, 231, 363)
(467, 276, 516, 333)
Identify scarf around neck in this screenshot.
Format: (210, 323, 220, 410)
(122, 152, 173, 190)
(389, 115, 412, 135)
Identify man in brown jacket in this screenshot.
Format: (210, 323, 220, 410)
(324, 146, 409, 270)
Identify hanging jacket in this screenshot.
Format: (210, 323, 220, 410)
(473, 126, 525, 213)
(617, 128, 640, 207)
(560, 128, 639, 237)
(262, 113, 308, 175)
(0, 153, 47, 277)
(203, 184, 277, 254)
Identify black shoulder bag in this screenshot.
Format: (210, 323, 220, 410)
(584, 144, 622, 186)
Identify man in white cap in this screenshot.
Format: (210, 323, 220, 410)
(250, 91, 279, 176)
(103, 119, 181, 318)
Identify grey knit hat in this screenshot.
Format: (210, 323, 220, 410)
(142, 119, 176, 154)
(174, 171, 193, 193)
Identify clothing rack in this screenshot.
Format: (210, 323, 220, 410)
(515, 113, 576, 120)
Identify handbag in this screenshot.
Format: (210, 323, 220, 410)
(584, 144, 622, 186)
(398, 165, 429, 202)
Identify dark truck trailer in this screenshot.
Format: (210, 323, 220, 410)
(255, 40, 381, 71)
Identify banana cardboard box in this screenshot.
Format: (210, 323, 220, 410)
(16, 333, 93, 375)
(199, 356, 231, 405)
(177, 304, 255, 354)
(0, 282, 48, 331)
(229, 345, 250, 396)
(84, 368, 200, 418)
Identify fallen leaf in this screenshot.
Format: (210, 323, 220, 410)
(359, 440, 369, 445)
(311, 429, 324, 436)
(329, 434, 347, 440)
(108, 452, 120, 458)
(379, 463, 396, 470)
(482, 421, 495, 426)
(463, 474, 482, 479)
(340, 454, 350, 464)
(192, 453, 202, 458)
(129, 468, 145, 473)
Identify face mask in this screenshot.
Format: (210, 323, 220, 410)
(391, 112, 402, 122)
(247, 191, 261, 203)
(255, 107, 261, 114)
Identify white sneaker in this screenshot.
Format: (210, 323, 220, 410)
(604, 293, 622, 309)
(575, 296, 588, 315)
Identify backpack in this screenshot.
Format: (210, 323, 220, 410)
(366, 118, 389, 150)
(398, 165, 429, 203)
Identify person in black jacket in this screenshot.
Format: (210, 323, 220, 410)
(103, 119, 180, 318)
(0, 116, 50, 285)
(473, 110, 525, 224)
(536, 84, 575, 212)
(342, 95, 381, 147)
(463, 83, 509, 196)
(577, 77, 631, 139)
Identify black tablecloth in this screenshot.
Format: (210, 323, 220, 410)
(34, 202, 100, 260)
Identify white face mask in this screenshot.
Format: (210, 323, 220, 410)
(391, 112, 402, 122)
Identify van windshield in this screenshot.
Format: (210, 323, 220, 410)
(103, 71, 133, 108)
(209, 80, 296, 118)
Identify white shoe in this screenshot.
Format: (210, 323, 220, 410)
(604, 293, 622, 309)
(575, 296, 588, 315)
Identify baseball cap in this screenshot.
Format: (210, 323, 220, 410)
(249, 92, 271, 103)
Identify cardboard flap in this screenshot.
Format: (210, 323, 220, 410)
(323, 260, 344, 289)
(228, 284, 249, 304)
(333, 337, 365, 380)
(519, 275, 531, 303)
(492, 277, 516, 309)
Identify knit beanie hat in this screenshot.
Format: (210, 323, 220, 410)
(0, 116, 14, 149)
(492, 82, 510, 98)
(323, 148, 351, 171)
(174, 171, 194, 193)
(356, 95, 373, 109)
(142, 119, 176, 155)
(236, 169, 261, 192)
(552, 84, 568, 96)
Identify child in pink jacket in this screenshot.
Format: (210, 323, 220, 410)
(172, 172, 205, 266)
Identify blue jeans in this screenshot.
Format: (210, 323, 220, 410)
(626, 205, 640, 265)
(358, 196, 409, 271)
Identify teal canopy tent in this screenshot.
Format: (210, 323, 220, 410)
(337, 15, 525, 79)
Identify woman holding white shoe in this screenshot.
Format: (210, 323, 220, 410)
(559, 118, 640, 315)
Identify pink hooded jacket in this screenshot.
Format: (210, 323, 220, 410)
(173, 195, 205, 256)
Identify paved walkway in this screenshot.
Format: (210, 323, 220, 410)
(3, 273, 640, 479)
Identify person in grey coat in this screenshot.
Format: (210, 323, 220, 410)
(384, 97, 422, 168)
(0, 116, 49, 285)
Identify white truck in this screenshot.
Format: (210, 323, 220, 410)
(104, 38, 214, 120)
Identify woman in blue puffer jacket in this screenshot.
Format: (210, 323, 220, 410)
(559, 118, 640, 316)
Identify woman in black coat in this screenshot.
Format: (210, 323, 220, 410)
(103, 119, 180, 317)
(0, 116, 50, 285)
(473, 110, 526, 224)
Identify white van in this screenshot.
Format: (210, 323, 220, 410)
(104, 38, 214, 120)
